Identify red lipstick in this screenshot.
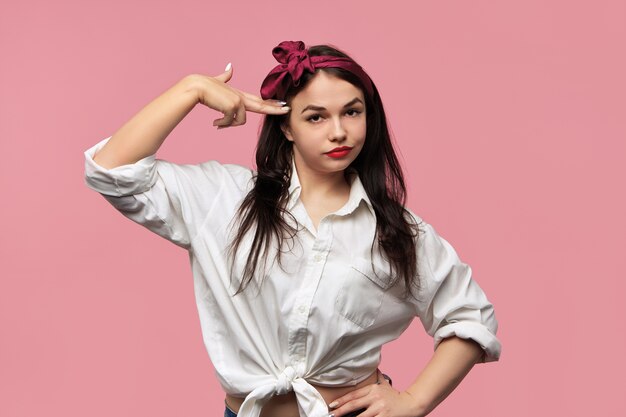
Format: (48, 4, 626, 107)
(325, 146, 353, 158)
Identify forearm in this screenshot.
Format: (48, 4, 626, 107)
(406, 336, 485, 417)
(93, 74, 202, 169)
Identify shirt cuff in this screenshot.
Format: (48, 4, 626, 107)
(83, 136, 158, 196)
(433, 321, 502, 363)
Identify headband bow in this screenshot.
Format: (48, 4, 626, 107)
(260, 41, 374, 100)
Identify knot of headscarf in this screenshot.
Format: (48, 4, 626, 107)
(273, 41, 315, 88)
(260, 40, 374, 100)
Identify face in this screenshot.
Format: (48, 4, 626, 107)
(281, 71, 367, 177)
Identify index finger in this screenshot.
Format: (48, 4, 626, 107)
(328, 385, 370, 410)
(237, 90, 291, 115)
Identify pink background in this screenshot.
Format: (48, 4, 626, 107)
(1, 1, 624, 416)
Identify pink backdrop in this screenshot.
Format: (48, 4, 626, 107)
(1, 1, 624, 416)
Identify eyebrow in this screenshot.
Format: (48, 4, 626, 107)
(300, 98, 364, 114)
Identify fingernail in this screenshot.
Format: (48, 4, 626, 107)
(329, 401, 338, 409)
(281, 106, 291, 111)
(225, 62, 232, 71)
(278, 100, 287, 105)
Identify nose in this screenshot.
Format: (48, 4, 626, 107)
(329, 116, 347, 141)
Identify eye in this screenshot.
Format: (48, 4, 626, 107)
(306, 109, 362, 123)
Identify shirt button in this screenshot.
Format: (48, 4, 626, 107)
(314, 254, 322, 262)
(298, 305, 306, 314)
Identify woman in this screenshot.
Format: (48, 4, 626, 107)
(84, 41, 501, 417)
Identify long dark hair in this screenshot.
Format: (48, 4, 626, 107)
(225, 43, 424, 300)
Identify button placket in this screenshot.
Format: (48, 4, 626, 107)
(287, 220, 333, 365)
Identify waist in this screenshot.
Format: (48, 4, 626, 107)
(225, 368, 380, 417)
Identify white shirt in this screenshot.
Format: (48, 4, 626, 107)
(84, 136, 501, 417)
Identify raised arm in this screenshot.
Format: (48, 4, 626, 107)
(84, 64, 291, 248)
(93, 65, 290, 169)
(92, 74, 202, 168)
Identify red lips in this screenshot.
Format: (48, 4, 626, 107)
(325, 146, 353, 154)
(324, 146, 353, 159)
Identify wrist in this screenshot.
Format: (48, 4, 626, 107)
(401, 390, 428, 417)
(180, 74, 205, 104)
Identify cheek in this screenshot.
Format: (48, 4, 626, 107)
(297, 124, 327, 141)
(354, 119, 367, 139)
(290, 121, 313, 138)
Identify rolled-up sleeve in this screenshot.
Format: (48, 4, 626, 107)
(84, 137, 161, 197)
(83, 136, 253, 249)
(414, 220, 502, 363)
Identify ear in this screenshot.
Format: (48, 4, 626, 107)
(281, 123, 294, 142)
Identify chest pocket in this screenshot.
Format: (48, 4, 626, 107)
(335, 257, 394, 329)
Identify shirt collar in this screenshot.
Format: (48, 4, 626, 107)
(286, 153, 375, 217)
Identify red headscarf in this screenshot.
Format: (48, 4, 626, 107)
(260, 41, 374, 100)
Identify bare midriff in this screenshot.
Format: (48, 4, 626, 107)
(225, 368, 380, 417)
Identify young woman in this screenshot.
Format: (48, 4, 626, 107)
(84, 41, 501, 417)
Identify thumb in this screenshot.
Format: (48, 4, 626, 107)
(213, 62, 233, 83)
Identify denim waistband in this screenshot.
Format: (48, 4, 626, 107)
(224, 403, 237, 417)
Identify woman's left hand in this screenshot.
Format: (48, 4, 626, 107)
(328, 370, 422, 417)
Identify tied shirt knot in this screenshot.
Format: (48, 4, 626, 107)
(276, 365, 299, 395)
